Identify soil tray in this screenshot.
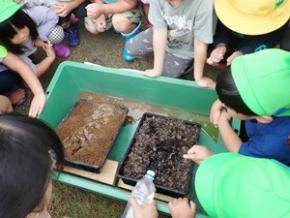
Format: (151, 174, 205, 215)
(117, 113, 201, 197)
(57, 100, 128, 173)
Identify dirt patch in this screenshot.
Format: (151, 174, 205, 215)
(57, 100, 127, 167)
(121, 114, 200, 195)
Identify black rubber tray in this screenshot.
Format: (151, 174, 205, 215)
(117, 113, 201, 197)
(61, 100, 128, 173)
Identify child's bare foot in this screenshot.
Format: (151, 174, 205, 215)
(207, 43, 227, 66)
(195, 77, 216, 88)
(9, 88, 26, 105)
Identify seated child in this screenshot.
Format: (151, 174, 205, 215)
(0, 113, 64, 218)
(0, 1, 50, 117)
(126, 0, 216, 88)
(0, 2, 57, 77)
(85, 0, 142, 61)
(14, 0, 72, 56)
(184, 49, 290, 165)
(207, 0, 289, 66)
(131, 153, 290, 218)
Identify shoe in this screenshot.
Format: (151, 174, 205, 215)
(121, 22, 141, 62)
(54, 43, 71, 58)
(64, 25, 80, 47)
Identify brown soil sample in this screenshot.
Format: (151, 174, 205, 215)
(57, 100, 127, 167)
(121, 114, 200, 194)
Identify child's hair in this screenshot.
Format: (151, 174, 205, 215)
(0, 113, 64, 218)
(0, 9, 38, 54)
(216, 69, 257, 116)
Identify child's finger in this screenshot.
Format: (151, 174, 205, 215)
(190, 201, 196, 211)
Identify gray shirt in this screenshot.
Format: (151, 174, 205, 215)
(149, 0, 216, 59)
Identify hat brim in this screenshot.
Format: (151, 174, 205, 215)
(0, 3, 23, 23)
(195, 153, 240, 217)
(215, 0, 290, 35)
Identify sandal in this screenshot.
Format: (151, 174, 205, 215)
(54, 43, 71, 58)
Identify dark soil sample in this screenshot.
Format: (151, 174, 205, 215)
(122, 114, 200, 194)
(57, 100, 127, 167)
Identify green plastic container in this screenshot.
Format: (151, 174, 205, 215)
(39, 61, 240, 217)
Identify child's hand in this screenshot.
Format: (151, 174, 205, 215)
(226, 50, 243, 66)
(51, 2, 76, 17)
(143, 69, 162, 77)
(183, 145, 213, 164)
(86, 3, 104, 19)
(130, 197, 158, 218)
(96, 15, 106, 32)
(218, 109, 232, 124)
(210, 99, 224, 127)
(207, 43, 226, 66)
(29, 92, 46, 117)
(34, 39, 46, 49)
(169, 198, 196, 218)
(43, 42, 56, 60)
(195, 76, 216, 88)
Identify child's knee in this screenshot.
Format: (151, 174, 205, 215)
(84, 17, 100, 35)
(112, 14, 135, 33)
(0, 95, 13, 113)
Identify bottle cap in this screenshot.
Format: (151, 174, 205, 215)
(145, 170, 155, 180)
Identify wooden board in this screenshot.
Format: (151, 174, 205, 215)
(117, 179, 174, 202)
(62, 160, 118, 185)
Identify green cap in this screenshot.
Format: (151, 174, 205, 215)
(0, 45, 8, 59)
(231, 49, 290, 116)
(0, 0, 23, 23)
(195, 153, 290, 218)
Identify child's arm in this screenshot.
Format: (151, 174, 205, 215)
(194, 39, 216, 88)
(86, 0, 137, 19)
(143, 27, 167, 77)
(3, 53, 46, 117)
(35, 42, 56, 77)
(217, 110, 242, 152)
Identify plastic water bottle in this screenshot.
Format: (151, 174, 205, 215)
(122, 170, 156, 218)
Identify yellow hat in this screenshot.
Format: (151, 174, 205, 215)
(215, 0, 290, 35)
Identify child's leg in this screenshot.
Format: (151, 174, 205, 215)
(0, 95, 13, 113)
(0, 69, 26, 105)
(126, 27, 153, 57)
(112, 8, 142, 61)
(162, 53, 193, 78)
(112, 8, 142, 34)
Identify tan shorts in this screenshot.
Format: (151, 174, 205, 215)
(85, 7, 142, 34)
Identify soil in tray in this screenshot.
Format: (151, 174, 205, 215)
(57, 100, 127, 166)
(80, 92, 218, 141)
(122, 115, 200, 194)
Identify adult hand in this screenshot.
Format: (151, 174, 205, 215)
(130, 197, 159, 218)
(86, 3, 104, 19)
(169, 198, 196, 218)
(29, 92, 46, 117)
(183, 145, 213, 164)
